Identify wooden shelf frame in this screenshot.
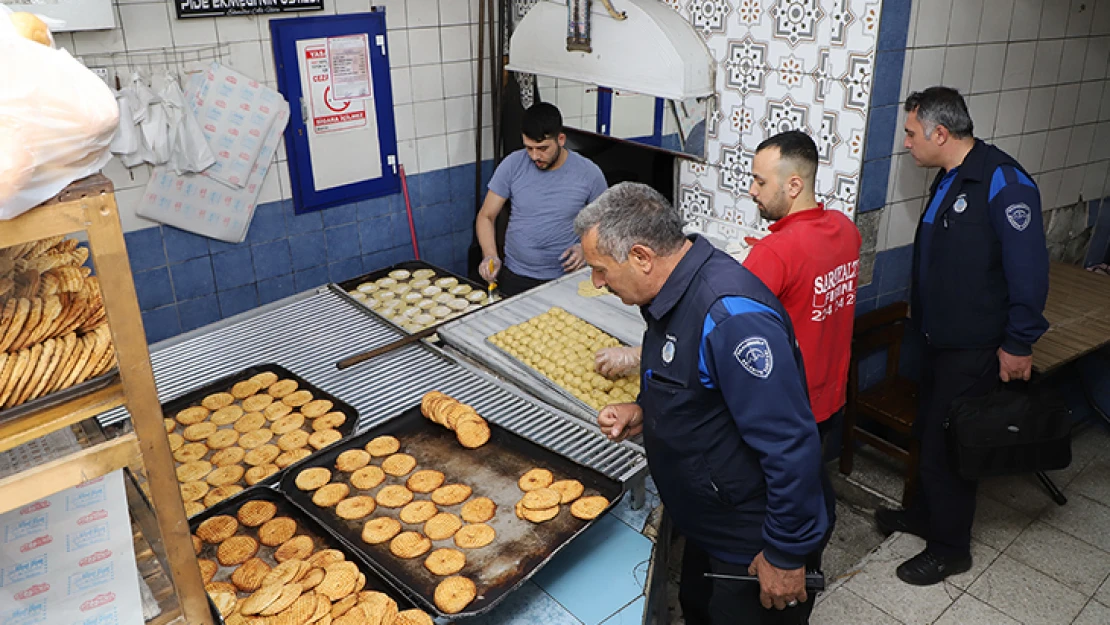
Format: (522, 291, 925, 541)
(0, 175, 213, 625)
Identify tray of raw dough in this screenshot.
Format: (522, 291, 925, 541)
(189, 485, 434, 625)
(278, 392, 621, 619)
(334, 261, 491, 335)
(163, 363, 358, 517)
(486, 307, 640, 413)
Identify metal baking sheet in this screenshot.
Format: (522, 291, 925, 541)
(279, 404, 622, 619)
(0, 368, 119, 425)
(189, 486, 419, 623)
(436, 270, 645, 422)
(335, 260, 491, 335)
(161, 363, 358, 515)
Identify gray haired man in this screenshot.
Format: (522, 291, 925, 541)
(576, 182, 827, 624)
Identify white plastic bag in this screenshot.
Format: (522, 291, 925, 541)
(109, 90, 141, 158)
(0, 7, 119, 219)
(160, 74, 215, 175)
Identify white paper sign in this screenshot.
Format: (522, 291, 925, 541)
(0, 470, 144, 625)
(327, 35, 373, 101)
(305, 44, 368, 134)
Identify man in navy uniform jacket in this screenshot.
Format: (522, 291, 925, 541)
(574, 182, 827, 624)
(876, 86, 1049, 586)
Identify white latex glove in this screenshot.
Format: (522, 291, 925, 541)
(595, 346, 642, 379)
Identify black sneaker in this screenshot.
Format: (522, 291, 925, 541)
(896, 550, 972, 586)
(875, 507, 928, 539)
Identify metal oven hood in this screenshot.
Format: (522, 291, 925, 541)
(506, 0, 714, 101)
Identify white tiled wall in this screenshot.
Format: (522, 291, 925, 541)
(881, 0, 1110, 251)
(54, 0, 493, 232)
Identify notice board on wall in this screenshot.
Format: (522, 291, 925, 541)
(2, 0, 115, 32)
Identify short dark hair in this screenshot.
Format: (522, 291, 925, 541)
(521, 102, 563, 142)
(904, 86, 974, 139)
(756, 130, 818, 184)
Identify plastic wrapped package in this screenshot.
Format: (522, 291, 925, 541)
(0, 7, 119, 219)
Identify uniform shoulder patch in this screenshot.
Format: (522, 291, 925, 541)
(1005, 203, 1031, 232)
(734, 337, 773, 379)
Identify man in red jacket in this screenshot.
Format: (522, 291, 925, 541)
(745, 129, 861, 552)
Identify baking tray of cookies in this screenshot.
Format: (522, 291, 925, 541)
(188, 485, 433, 624)
(278, 403, 622, 619)
(0, 367, 118, 425)
(162, 363, 358, 517)
(333, 260, 491, 335)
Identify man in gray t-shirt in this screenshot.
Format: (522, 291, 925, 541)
(476, 103, 608, 296)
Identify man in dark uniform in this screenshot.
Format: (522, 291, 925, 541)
(574, 182, 827, 624)
(876, 87, 1049, 586)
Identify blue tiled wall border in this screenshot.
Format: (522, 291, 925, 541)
(127, 161, 494, 343)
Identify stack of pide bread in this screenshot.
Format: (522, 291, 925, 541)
(0, 236, 115, 409)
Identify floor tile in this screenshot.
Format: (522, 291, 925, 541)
(840, 447, 907, 503)
(1039, 494, 1110, 553)
(1005, 521, 1110, 595)
(464, 581, 583, 625)
(1095, 574, 1110, 607)
(967, 554, 1087, 625)
(1073, 599, 1110, 625)
(810, 587, 902, 625)
(932, 593, 1021, 625)
(608, 488, 661, 534)
(944, 540, 1000, 591)
(844, 534, 959, 625)
(970, 496, 1033, 551)
(599, 596, 644, 625)
(532, 513, 653, 625)
(1069, 459, 1110, 506)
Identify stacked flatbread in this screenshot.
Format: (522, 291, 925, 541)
(0, 236, 115, 410)
(347, 268, 488, 334)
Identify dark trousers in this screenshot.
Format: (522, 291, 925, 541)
(908, 344, 999, 557)
(817, 410, 842, 562)
(679, 540, 820, 625)
(497, 266, 548, 297)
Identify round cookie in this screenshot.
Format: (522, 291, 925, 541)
(295, 467, 331, 491)
(365, 435, 400, 457)
(399, 500, 438, 525)
(412, 269, 435, 281)
(271, 413, 306, 435)
(455, 419, 490, 449)
(278, 429, 310, 451)
(312, 483, 350, 508)
(259, 517, 297, 546)
(207, 429, 240, 450)
(264, 402, 293, 421)
(388, 269, 411, 281)
(217, 535, 259, 566)
(434, 576, 477, 614)
(183, 422, 218, 442)
(202, 393, 235, 411)
(522, 488, 560, 510)
(309, 429, 343, 450)
(174, 442, 208, 464)
(362, 517, 402, 545)
(274, 535, 315, 562)
(282, 390, 314, 407)
(336, 496, 377, 520)
(268, 380, 299, 399)
(234, 412, 267, 433)
(518, 501, 559, 523)
(406, 469, 445, 493)
(431, 484, 472, 506)
(197, 515, 238, 543)
(423, 513, 462, 541)
(453, 523, 496, 549)
(210, 446, 246, 467)
(205, 485, 243, 507)
(165, 419, 178, 435)
(251, 371, 280, 388)
(550, 479, 584, 504)
(570, 495, 609, 520)
(245, 464, 279, 485)
(381, 453, 417, 476)
(350, 465, 386, 490)
(237, 500, 277, 527)
(231, 557, 271, 593)
(301, 399, 334, 418)
(206, 465, 245, 487)
(176, 460, 213, 483)
(518, 468, 554, 491)
(275, 448, 312, 468)
(335, 449, 371, 472)
(313, 412, 347, 431)
(210, 405, 245, 426)
(180, 481, 209, 502)
(424, 548, 465, 576)
(242, 394, 274, 413)
(376, 485, 414, 508)
(239, 429, 274, 449)
(176, 406, 210, 425)
(232, 379, 262, 399)
(244, 444, 280, 467)
(459, 497, 496, 524)
(390, 531, 432, 559)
